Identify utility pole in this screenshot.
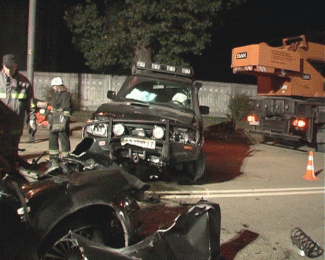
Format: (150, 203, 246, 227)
(27, 0, 37, 84)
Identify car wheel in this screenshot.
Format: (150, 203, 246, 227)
(40, 207, 128, 260)
(42, 223, 108, 260)
(186, 149, 206, 182)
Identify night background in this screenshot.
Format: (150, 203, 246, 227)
(0, 0, 323, 84)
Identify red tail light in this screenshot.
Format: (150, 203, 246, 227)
(247, 115, 256, 122)
(247, 115, 259, 125)
(291, 119, 307, 129)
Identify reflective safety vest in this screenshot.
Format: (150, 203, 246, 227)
(0, 70, 36, 135)
(0, 92, 28, 99)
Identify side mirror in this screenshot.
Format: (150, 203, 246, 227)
(200, 105, 209, 115)
(107, 90, 117, 100)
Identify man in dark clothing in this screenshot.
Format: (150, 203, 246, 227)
(25, 99, 48, 143)
(26, 109, 37, 143)
(0, 54, 36, 164)
(48, 77, 72, 169)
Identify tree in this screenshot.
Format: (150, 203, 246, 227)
(228, 93, 252, 121)
(64, 0, 243, 74)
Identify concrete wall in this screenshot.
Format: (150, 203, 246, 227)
(198, 81, 257, 117)
(22, 71, 257, 117)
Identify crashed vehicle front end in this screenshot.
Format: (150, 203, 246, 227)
(83, 62, 209, 182)
(0, 157, 148, 259)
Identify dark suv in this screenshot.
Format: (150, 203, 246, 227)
(83, 62, 209, 182)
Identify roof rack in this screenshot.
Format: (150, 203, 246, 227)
(135, 61, 194, 77)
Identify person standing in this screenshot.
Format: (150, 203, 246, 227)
(48, 77, 72, 169)
(0, 54, 36, 164)
(25, 99, 48, 143)
(26, 109, 37, 143)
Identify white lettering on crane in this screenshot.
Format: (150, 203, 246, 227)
(236, 52, 247, 59)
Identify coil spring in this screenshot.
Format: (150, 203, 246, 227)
(291, 227, 324, 258)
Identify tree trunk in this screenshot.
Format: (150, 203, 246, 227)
(132, 43, 152, 73)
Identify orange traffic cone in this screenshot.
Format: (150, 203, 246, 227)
(303, 151, 318, 181)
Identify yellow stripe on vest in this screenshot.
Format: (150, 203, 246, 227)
(0, 92, 27, 99)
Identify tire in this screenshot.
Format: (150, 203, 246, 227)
(40, 212, 124, 260)
(135, 164, 151, 182)
(186, 149, 206, 182)
(316, 142, 325, 153)
(316, 126, 325, 153)
(42, 222, 109, 260)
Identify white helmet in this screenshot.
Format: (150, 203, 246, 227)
(51, 77, 64, 86)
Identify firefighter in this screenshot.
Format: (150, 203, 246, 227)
(0, 54, 36, 165)
(48, 77, 72, 169)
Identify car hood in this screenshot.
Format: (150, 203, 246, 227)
(20, 164, 149, 202)
(96, 102, 195, 126)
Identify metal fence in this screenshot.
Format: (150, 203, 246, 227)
(22, 71, 257, 117)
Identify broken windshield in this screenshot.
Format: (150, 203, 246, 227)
(118, 76, 194, 110)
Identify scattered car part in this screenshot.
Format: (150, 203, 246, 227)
(61, 200, 221, 260)
(291, 227, 324, 258)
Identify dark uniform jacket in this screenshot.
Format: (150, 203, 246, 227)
(0, 70, 36, 135)
(49, 85, 72, 132)
(52, 85, 72, 116)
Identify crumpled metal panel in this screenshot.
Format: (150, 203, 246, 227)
(0, 135, 151, 258)
(68, 200, 221, 260)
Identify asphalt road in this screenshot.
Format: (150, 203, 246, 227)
(19, 123, 325, 260)
(148, 134, 325, 260)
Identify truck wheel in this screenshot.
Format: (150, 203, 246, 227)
(135, 164, 151, 181)
(186, 149, 206, 182)
(316, 126, 325, 153)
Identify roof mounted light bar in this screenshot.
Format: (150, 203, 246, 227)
(136, 61, 194, 77)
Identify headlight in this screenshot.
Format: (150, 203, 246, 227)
(185, 130, 198, 144)
(171, 128, 198, 144)
(113, 123, 125, 136)
(152, 126, 164, 139)
(86, 124, 108, 137)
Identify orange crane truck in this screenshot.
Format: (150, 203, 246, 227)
(231, 35, 325, 151)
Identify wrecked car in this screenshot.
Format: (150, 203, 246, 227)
(60, 200, 221, 260)
(0, 143, 150, 260)
(83, 61, 209, 182)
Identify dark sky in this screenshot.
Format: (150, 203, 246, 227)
(0, 0, 323, 84)
(193, 0, 324, 83)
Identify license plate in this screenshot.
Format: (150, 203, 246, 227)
(249, 121, 260, 126)
(121, 137, 156, 149)
(87, 124, 108, 137)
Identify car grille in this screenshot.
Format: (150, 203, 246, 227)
(116, 123, 166, 140)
